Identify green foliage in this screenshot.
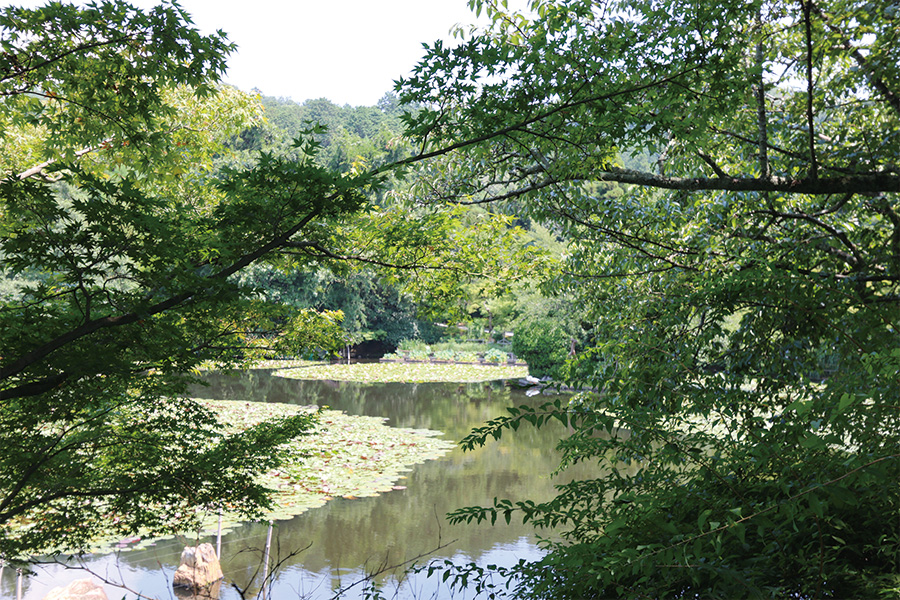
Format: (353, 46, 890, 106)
(0, 0, 233, 171)
(428, 340, 501, 354)
(400, 0, 900, 596)
(389, 341, 511, 364)
(238, 265, 429, 348)
(511, 319, 569, 379)
(239, 95, 541, 346)
(275, 196, 546, 325)
(0, 1, 370, 558)
(259, 94, 412, 180)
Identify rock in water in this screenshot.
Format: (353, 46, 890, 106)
(173, 543, 224, 589)
(42, 578, 108, 600)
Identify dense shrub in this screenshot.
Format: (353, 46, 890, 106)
(512, 319, 570, 379)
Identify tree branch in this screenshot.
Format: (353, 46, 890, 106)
(382, 65, 705, 176)
(456, 175, 570, 205)
(0, 206, 323, 393)
(554, 207, 702, 272)
(590, 168, 898, 195)
(802, 0, 819, 179)
(16, 143, 105, 180)
(697, 152, 730, 178)
(750, 207, 866, 268)
(1, 33, 134, 86)
(867, 196, 900, 274)
(281, 240, 465, 273)
(755, 13, 770, 180)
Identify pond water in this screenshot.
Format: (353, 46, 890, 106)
(2, 370, 592, 600)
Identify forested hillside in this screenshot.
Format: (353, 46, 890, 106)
(235, 93, 571, 356)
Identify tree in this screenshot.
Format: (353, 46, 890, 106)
(0, 1, 368, 558)
(399, 0, 900, 596)
(237, 265, 432, 350)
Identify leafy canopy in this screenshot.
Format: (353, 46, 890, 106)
(399, 0, 900, 597)
(0, 1, 369, 557)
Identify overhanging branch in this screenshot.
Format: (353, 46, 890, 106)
(0, 207, 323, 393)
(281, 240, 466, 273)
(591, 169, 899, 195)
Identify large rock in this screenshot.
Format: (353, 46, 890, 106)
(42, 578, 108, 600)
(172, 543, 224, 590)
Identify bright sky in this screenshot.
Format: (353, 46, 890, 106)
(9, 0, 487, 107)
(171, 0, 487, 106)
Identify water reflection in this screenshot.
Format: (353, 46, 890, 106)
(3, 371, 595, 600)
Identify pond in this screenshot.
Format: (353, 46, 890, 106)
(2, 369, 593, 600)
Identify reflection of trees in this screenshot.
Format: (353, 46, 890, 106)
(313, 380, 512, 440)
(200, 376, 601, 592)
(188, 369, 326, 405)
(192, 372, 518, 441)
(64, 374, 601, 598)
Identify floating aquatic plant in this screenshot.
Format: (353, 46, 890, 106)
(274, 362, 528, 383)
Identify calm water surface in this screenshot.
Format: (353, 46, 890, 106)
(3, 369, 591, 600)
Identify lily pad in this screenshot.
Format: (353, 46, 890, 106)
(273, 362, 528, 383)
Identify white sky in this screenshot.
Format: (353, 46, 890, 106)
(7, 0, 488, 107)
(174, 0, 486, 106)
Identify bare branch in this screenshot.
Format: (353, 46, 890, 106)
(755, 13, 770, 180)
(17, 143, 104, 180)
(590, 168, 898, 195)
(802, 0, 819, 179)
(697, 152, 730, 178)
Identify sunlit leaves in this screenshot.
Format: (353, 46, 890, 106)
(279, 197, 549, 322)
(0, 1, 369, 559)
(0, 0, 233, 164)
(397, 0, 900, 596)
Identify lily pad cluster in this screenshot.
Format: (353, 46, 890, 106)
(204, 399, 455, 522)
(97, 399, 454, 552)
(273, 362, 528, 383)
